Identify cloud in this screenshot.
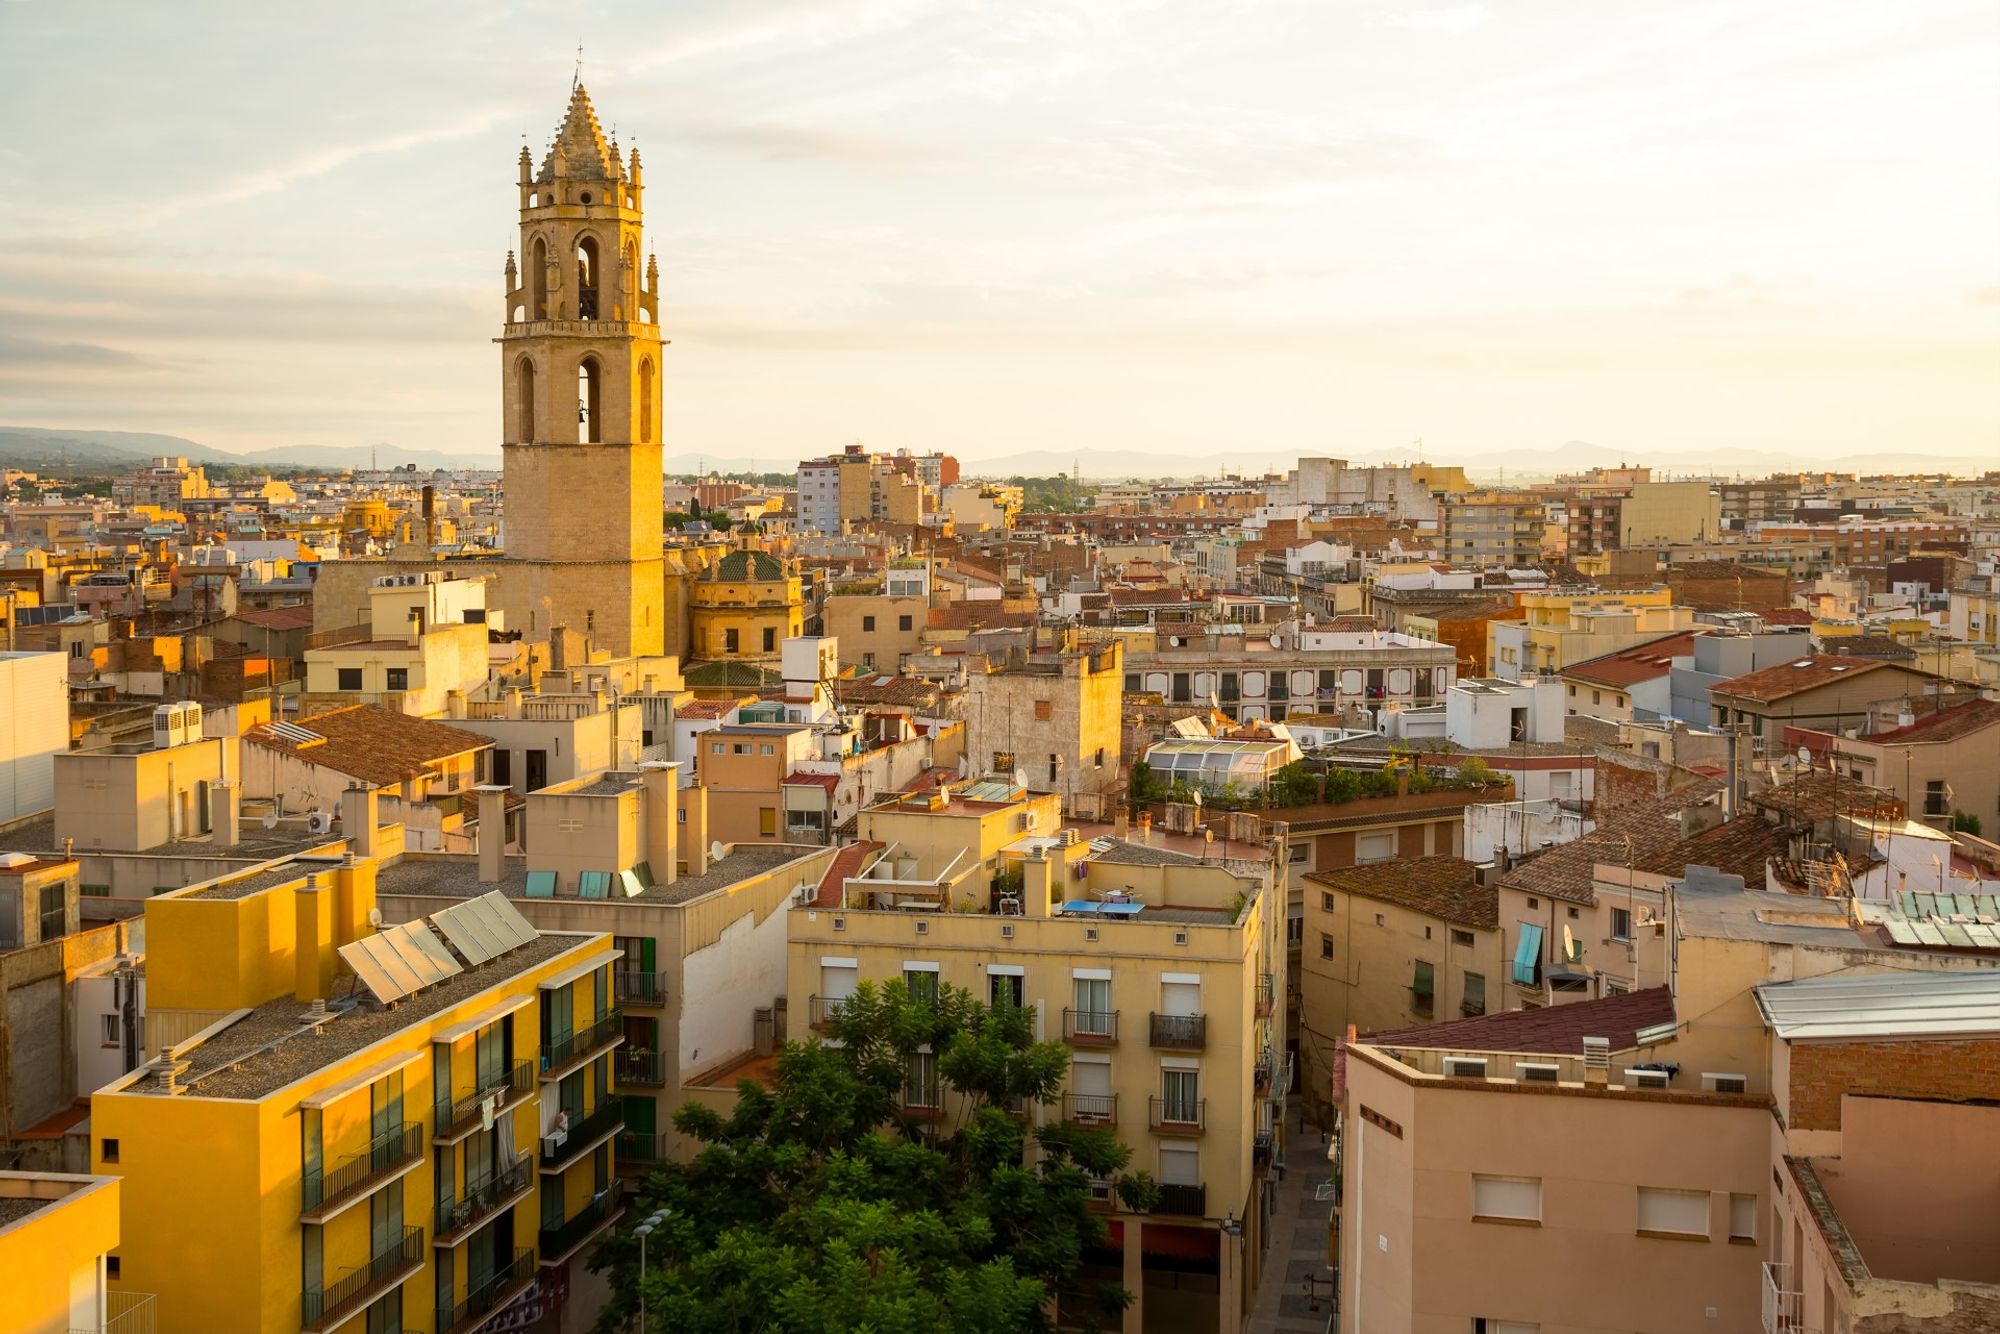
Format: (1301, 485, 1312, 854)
(0, 333, 166, 371)
(683, 122, 935, 168)
(1383, 5, 1491, 34)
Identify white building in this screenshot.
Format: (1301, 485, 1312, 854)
(0, 652, 66, 824)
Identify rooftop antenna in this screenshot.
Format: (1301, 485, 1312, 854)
(574, 43, 584, 90)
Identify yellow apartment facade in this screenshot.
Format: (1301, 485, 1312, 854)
(788, 788, 1287, 1334)
(90, 852, 625, 1334)
(0, 1170, 136, 1334)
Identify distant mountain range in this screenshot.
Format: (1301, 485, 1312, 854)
(3, 426, 1988, 483)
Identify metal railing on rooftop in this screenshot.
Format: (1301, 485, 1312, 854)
(68, 1291, 156, 1334)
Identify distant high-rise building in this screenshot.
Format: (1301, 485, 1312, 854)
(795, 446, 955, 534)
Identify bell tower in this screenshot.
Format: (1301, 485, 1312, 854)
(497, 82, 665, 656)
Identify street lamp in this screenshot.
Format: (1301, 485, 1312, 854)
(632, 1207, 671, 1332)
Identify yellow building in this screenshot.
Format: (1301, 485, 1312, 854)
(92, 854, 625, 1334)
(0, 1171, 136, 1334)
(791, 784, 1286, 1334)
(688, 548, 804, 663)
(1486, 587, 1693, 679)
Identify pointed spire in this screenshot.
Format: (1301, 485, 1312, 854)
(539, 81, 614, 182)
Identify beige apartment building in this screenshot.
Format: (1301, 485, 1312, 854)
(53, 713, 230, 852)
(1442, 492, 1549, 569)
(789, 785, 1287, 1334)
(304, 573, 494, 718)
(960, 639, 1124, 818)
(1789, 696, 2000, 832)
(699, 722, 818, 844)
(821, 563, 930, 674)
(1708, 655, 1956, 747)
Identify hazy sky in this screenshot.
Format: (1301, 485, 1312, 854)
(1, 0, 1995, 468)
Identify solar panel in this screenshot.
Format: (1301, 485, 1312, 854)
(266, 721, 322, 745)
(484, 892, 539, 949)
(618, 869, 646, 899)
(406, 921, 465, 980)
(378, 923, 448, 988)
(579, 870, 611, 900)
(431, 902, 499, 966)
(525, 871, 556, 899)
(459, 895, 517, 956)
(339, 939, 409, 1005)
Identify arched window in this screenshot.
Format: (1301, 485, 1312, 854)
(577, 236, 600, 320)
(578, 356, 601, 443)
(516, 356, 537, 443)
(530, 237, 549, 320)
(638, 358, 655, 444)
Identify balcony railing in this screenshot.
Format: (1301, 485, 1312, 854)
(808, 994, 847, 1029)
(1062, 1093, 1118, 1127)
(616, 1130, 669, 1166)
(302, 1121, 424, 1218)
(540, 1011, 623, 1079)
(438, 1248, 535, 1334)
(1255, 973, 1275, 1019)
(615, 970, 668, 1007)
(69, 1291, 156, 1334)
(1154, 1182, 1207, 1217)
(437, 1059, 536, 1142)
(1149, 1012, 1208, 1051)
(541, 1099, 625, 1171)
(302, 1225, 423, 1332)
(1149, 1096, 1206, 1135)
(435, 1156, 532, 1248)
(615, 1048, 666, 1087)
(540, 1179, 626, 1262)
(1062, 1008, 1118, 1045)
(1761, 1261, 1813, 1334)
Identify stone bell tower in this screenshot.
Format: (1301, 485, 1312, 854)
(497, 82, 665, 656)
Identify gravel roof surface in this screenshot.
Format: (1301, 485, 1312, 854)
(0, 1197, 53, 1229)
(155, 933, 578, 1101)
(374, 846, 818, 906)
(184, 858, 347, 901)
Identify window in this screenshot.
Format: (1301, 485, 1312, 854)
(1566, 906, 1579, 920)
(1094, 747, 1105, 768)
(1410, 960, 1435, 1015)
(760, 743, 774, 756)
(385, 667, 408, 692)
(1925, 780, 1948, 817)
(1610, 907, 1632, 941)
(1356, 831, 1395, 864)
(1035, 699, 1052, 721)
(101, 1014, 120, 1047)
(1048, 755, 1059, 784)
(1320, 891, 1335, 911)
(1637, 1187, 1710, 1239)
(990, 972, 1024, 1009)
(1451, 928, 1475, 948)
(905, 968, 939, 1005)
(38, 884, 65, 941)
(1287, 915, 1304, 945)
(1462, 972, 1486, 1016)
(1729, 1194, 1757, 1243)
(1159, 1142, 1199, 1187)
(1471, 1175, 1540, 1223)
(337, 667, 363, 691)
(862, 616, 876, 632)
(1161, 1068, 1200, 1122)
(905, 1049, 939, 1108)
(724, 628, 740, 654)
(758, 808, 777, 837)
(711, 742, 724, 755)
(763, 627, 777, 653)
(993, 751, 1015, 775)
(1319, 933, 1334, 960)
(1072, 977, 1111, 1035)
(100, 1138, 119, 1165)
(493, 749, 512, 787)
(898, 614, 913, 631)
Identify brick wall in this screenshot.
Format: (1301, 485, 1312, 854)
(1789, 1038, 2000, 1131)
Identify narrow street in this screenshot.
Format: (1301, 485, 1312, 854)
(1248, 1103, 1336, 1334)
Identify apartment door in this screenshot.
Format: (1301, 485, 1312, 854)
(525, 749, 548, 792)
(1072, 977, 1111, 1037)
(370, 1072, 403, 1170)
(820, 961, 858, 1013)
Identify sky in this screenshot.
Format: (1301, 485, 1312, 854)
(0, 0, 1995, 470)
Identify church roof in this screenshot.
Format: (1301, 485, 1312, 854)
(708, 549, 787, 582)
(540, 82, 617, 183)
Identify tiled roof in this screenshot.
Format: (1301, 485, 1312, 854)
(707, 548, 786, 582)
(675, 697, 745, 720)
(782, 771, 840, 793)
(813, 839, 884, 908)
(1499, 777, 1725, 904)
(1307, 857, 1496, 929)
(1633, 814, 1792, 885)
(245, 705, 490, 787)
(1748, 770, 1901, 823)
(1709, 655, 1895, 702)
(1561, 632, 1699, 688)
(925, 605, 1035, 631)
(1829, 634, 1915, 661)
(1865, 698, 2000, 745)
(1362, 984, 1677, 1055)
(226, 605, 317, 631)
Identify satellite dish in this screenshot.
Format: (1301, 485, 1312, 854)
(368, 907, 383, 928)
(1013, 768, 1028, 789)
(1796, 747, 1810, 765)
(262, 813, 279, 830)
(709, 840, 726, 865)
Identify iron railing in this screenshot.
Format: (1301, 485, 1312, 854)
(302, 1121, 423, 1214)
(615, 1048, 665, 1087)
(540, 1011, 622, 1076)
(1149, 1012, 1207, 1050)
(807, 994, 846, 1029)
(68, 1290, 156, 1334)
(1255, 973, 1275, 1018)
(614, 970, 668, 1007)
(435, 1157, 531, 1245)
(1149, 1096, 1206, 1133)
(541, 1099, 625, 1169)
(1062, 1008, 1118, 1044)
(437, 1059, 535, 1139)
(1154, 1182, 1206, 1216)
(302, 1226, 422, 1331)
(437, 1248, 535, 1334)
(1761, 1261, 1812, 1334)
(616, 1130, 669, 1165)
(1062, 1093, 1118, 1127)
(539, 1179, 625, 1259)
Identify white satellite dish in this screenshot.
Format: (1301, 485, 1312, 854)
(1796, 746, 1811, 765)
(709, 840, 726, 865)
(262, 813, 279, 830)
(1012, 768, 1028, 789)
(368, 907, 383, 928)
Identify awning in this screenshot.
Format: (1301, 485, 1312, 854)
(1513, 924, 1544, 986)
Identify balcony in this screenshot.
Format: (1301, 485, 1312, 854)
(302, 1121, 424, 1221)
(1149, 1097, 1206, 1136)
(539, 1179, 626, 1265)
(539, 1011, 623, 1081)
(69, 1291, 156, 1334)
(540, 1099, 625, 1172)
(615, 1048, 666, 1087)
(1148, 1012, 1207, 1051)
(1154, 1182, 1207, 1217)
(437, 1248, 535, 1334)
(1062, 1093, 1118, 1127)
(1062, 1008, 1119, 1046)
(1255, 973, 1275, 1019)
(616, 1130, 669, 1169)
(436, 1059, 536, 1144)
(301, 1225, 423, 1332)
(614, 969, 669, 1007)
(434, 1157, 532, 1249)
(807, 994, 846, 1030)
(1761, 1261, 1814, 1334)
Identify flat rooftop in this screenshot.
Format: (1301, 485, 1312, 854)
(0, 813, 334, 863)
(134, 931, 579, 1101)
(374, 844, 818, 907)
(182, 856, 349, 901)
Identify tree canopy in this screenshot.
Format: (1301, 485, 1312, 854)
(591, 980, 1159, 1333)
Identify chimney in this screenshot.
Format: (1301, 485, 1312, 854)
(341, 785, 379, 862)
(445, 689, 466, 720)
(216, 780, 240, 849)
(640, 761, 679, 886)
(683, 784, 710, 876)
(1581, 1036, 1610, 1088)
(1022, 847, 1054, 919)
(294, 874, 335, 1003)
(334, 855, 376, 948)
(1138, 812, 1152, 846)
(1113, 808, 1129, 840)
(476, 784, 509, 883)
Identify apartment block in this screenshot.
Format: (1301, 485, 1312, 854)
(305, 574, 495, 718)
(0, 1171, 136, 1334)
(1, 650, 67, 825)
(796, 446, 955, 536)
(1442, 493, 1549, 569)
(961, 640, 1124, 817)
(790, 791, 1286, 1334)
(1125, 626, 1456, 724)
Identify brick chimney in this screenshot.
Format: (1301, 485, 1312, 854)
(475, 784, 509, 883)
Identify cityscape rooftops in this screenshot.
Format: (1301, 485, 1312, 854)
(1709, 654, 1897, 702)
(1754, 970, 2000, 1041)
(375, 843, 821, 908)
(245, 705, 491, 787)
(1362, 984, 1677, 1056)
(1307, 857, 1497, 929)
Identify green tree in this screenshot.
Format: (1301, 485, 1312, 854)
(1268, 762, 1320, 808)
(1952, 810, 1983, 837)
(593, 980, 1159, 1333)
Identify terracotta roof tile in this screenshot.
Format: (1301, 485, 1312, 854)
(1866, 698, 2000, 744)
(246, 705, 489, 788)
(1561, 631, 1699, 688)
(1709, 655, 1896, 702)
(1362, 985, 1677, 1054)
(1307, 857, 1496, 929)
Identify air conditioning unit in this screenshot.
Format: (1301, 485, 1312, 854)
(1515, 1062, 1560, 1083)
(1441, 1056, 1488, 1078)
(1627, 1069, 1670, 1090)
(306, 811, 333, 835)
(1702, 1072, 1747, 1094)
